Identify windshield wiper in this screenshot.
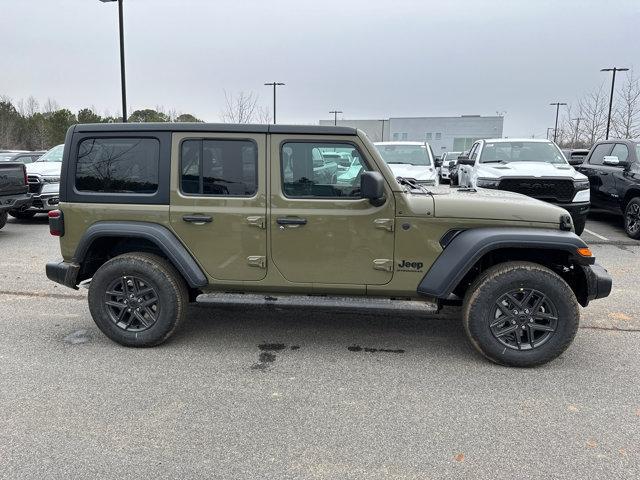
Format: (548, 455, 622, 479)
(387, 161, 412, 164)
(481, 160, 507, 164)
(396, 176, 432, 195)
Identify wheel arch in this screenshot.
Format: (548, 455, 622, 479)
(74, 221, 208, 289)
(417, 227, 594, 306)
(622, 188, 640, 209)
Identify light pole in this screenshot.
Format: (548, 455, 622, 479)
(546, 127, 555, 140)
(549, 102, 567, 143)
(601, 67, 629, 139)
(99, 0, 127, 122)
(329, 110, 342, 126)
(572, 117, 581, 146)
(264, 82, 285, 124)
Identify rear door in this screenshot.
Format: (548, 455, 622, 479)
(269, 135, 395, 288)
(169, 132, 267, 281)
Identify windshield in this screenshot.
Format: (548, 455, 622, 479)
(480, 141, 566, 164)
(0, 153, 17, 161)
(376, 144, 432, 166)
(444, 151, 462, 161)
(36, 144, 64, 162)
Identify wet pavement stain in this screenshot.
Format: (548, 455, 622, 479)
(258, 343, 286, 351)
(251, 343, 300, 371)
(290, 345, 300, 351)
(348, 344, 405, 354)
(63, 329, 91, 345)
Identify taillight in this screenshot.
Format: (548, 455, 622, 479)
(22, 164, 27, 186)
(48, 209, 64, 236)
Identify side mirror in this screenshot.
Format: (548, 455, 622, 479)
(457, 155, 474, 166)
(435, 159, 443, 167)
(360, 171, 385, 206)
(602, 155, 628, 167)
(567, 158, 585, 166)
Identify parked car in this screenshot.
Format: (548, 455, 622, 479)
(0, 150, 28, 162)
(575, 139, 640, 238)
(438, 151, 462, 182)
(0, 161, 32, 229)
(374, 141, 439, 186)
(10, 144, 63, 219)
(46, 123, 611, 367)
(561, 148, 590, 166)
(7, 151, 47, 164)
(457, 139, 590, 235)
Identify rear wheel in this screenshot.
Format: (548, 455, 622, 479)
(0, 211, 7, 229)
(624, 197, 640, 239)
(9, 210, 36, 219)
(88, 252, 188, 347)
(463, 261, 579, 367)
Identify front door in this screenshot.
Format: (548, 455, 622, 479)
(170, 132, 267, 281)
(270, 135, 395, 286)
(577, 142, 616, 210)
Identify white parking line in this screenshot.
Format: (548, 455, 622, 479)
(584, 228, 609, 241)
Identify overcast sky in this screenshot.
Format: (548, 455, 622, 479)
(1, 0, 638, 136)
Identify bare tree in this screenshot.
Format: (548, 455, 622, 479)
(220, 90, 260, 123)
(613, 70, 640, 139)
(577, 84, 609, 146)
(255, 106, 271, 124)
(43, 98, 59, 114)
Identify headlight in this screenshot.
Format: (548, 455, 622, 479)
(476, 178, 500, 188)
(41, 176, 61, 183)
(574, 180, 589, 191)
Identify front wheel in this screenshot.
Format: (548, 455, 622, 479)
(88, 252, 188, 347)
(624, 197, 640, 239)
(0, 211, 7, 229)
(463, 261, 579, 367)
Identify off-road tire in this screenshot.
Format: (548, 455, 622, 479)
(462, 261, 580, 367)
(623, 197, 640, 239)
(9, 210, 36, 220)
(573, 216, 586, 236)
(88, 252, 188, 347)
(0, 211, 7, 229)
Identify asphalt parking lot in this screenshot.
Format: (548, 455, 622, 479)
(0, 215, 639, 479)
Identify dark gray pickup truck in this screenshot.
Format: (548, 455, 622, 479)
(0, 162, 31, 230)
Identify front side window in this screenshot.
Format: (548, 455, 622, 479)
(611, 143, 629, 163)
(281, 142, 368, 198)
(469, 143, 479, 160)
(181, 139, 257, 196)
(588, 143, 613, 166)
(479, 141, 566, 164)
(377, 144, 432, 166)
(76, 138, 159, 193)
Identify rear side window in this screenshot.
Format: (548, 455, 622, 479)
(180, 139, 257, 196)
(76, 138, 159, 193)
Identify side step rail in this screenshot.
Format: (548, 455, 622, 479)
(196, 293, 438, 314)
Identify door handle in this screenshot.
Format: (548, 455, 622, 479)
(276, 217, 307, 226)
(182, 214, 212, 224)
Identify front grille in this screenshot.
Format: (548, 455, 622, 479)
(497, 178, 575, 203)
(27, 175, 42, 195)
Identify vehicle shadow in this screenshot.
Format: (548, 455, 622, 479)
(7, 214, 49, 225)
(170, 303, 477, 362)
(587, 210, 624, 228)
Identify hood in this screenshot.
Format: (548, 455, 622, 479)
(26, 162, 62, 176)
(476, 161, 586, 180)
(387, 163, 437, 181)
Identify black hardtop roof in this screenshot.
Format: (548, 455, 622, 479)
(73, 123, 357, 135)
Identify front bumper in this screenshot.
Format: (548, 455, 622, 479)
(25, 193, 59, 212)
(0, 193, 32, 212)
(46, 261, 80, 290)
(556, 201, 590, 219)
(582, 263, 612, 305)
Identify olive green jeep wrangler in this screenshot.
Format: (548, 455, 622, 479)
(46, 123, 611, 367)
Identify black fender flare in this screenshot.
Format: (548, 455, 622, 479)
(417, 227, 592, 298)
(74, 221, 208, 288)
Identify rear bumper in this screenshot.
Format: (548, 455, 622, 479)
(582, 263, 612, 304)
(46, 261, 80, 290)
(0, 193, 32, 212)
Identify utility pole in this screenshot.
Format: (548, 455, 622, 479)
(329, 110, 343, 126)
(549, 102, 567, 143)
(601, 67, 629, 139)
(264, 82, 285, 124)
(572, 118, 581, 146)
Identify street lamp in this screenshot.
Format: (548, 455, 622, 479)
(601, 67, 629, 139)
(99, 0, 127, 122)
(549, 102, 567, 143)
(264, 82, 285, 124)
(329, 110, 343, 126)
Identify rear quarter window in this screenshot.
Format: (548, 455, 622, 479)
(75, 138, 159, 194)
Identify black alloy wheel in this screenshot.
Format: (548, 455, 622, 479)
(104, 275, 160, 332)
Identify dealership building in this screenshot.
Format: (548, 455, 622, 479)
(319, 115, 504, 153)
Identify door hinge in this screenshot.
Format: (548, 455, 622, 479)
(373, 218, 394, 232)
(373, 259, 393, 272)
(247, 256, 266, 268)
(246, 216, 265, 229)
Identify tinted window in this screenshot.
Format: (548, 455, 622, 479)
(588, 143, 613, 165)
(611, 143, 629, 163)
(181, 139, 257, 196)
(76, 138, 159, 193)
(281, 142, 368, 198)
